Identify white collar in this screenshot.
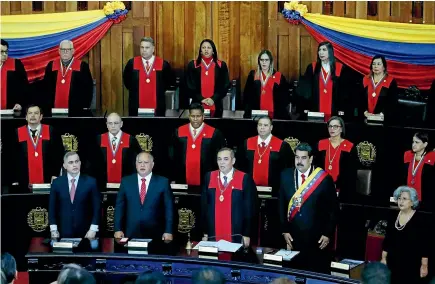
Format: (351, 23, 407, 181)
(28, 124, 41, 132)
(220, 168, 235, 179)
(138, 172, 152, 181)
(297, 166, 311, 177)
(67, 173, 80, 182)
(109, 131, 123, 140)
(321, 62, 330, 73)
(190, 123, 205, 134)
(142, 55, 155, 66)
(257, 134, 272, 145)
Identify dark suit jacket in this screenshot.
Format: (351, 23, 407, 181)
(114, 173, 174, 239)
(48, 174, 101, 238)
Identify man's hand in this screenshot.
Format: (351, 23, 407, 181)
(162, 233, 173, 243)
(242, 236, 250, 247)
(114, 231, 124, 239)
(51, 176, 57, 183)
(206, 98, 214, 106)
(420, 264, 428, 278)
(51, 230, 60, 239)
(283, 233, 293, 250)
(318, 235, 330, 250)
(202, 235, 208, 241)
(201, 99, 209, 106)
(85, 230, 96, 240)
(380, 258, 387, 265)
(13, 104, 22, 111)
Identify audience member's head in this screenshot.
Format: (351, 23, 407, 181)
(270, 277, 296, 284)
(56, 264, 96, 284)
(1, 253, 17, 284)
(192, 267, 225, 284)
(361, 262, 391, 284)
(135, 271, 165, 284)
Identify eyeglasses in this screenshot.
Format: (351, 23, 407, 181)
(60, 48, 73, 53)
(0, 50, 8, 54)
(397, 197, 410, 202)
(107, 122, 121, 126)
(328, 125, 341, 130)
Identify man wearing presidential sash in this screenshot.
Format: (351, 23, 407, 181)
(279, 142, 338, 273)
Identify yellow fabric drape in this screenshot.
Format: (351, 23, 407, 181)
(0, 10, 106, 39)
(304, 13, 435, 44)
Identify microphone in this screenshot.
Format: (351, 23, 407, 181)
(103, 110, 108, 118)
(178, 108, 187, 118)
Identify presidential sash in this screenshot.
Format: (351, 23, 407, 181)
(287, 167, 328, 221)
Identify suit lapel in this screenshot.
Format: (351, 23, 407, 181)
(73, 175, 85, 203)
(143, 175, 156, 207)
(134, 175, 142, 207)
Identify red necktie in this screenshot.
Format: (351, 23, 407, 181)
(301, 174, 306, 185)
(70, 178, 76, 203)
(140, 178, 146, 204)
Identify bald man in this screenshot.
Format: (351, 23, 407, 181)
(92, 113, 141, 188)
(114, 152, 174, 241)
(43, 40, 93, 116)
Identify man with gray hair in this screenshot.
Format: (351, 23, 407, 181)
(43, 40, 93, 116)
(123, 37, 172, 116)
(49, 151, 101, 239)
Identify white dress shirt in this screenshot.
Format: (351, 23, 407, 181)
(28, 124, 42, 142)
(109, 131, 123, 150)
(190, 123, 205, 139)
(321, 62, 330, 74)
(257, 134, 272, 146)
(219, 169, 235, 186)
(50, 173, 99, 232)
(142, 55, 155, 71)
(138, 172, 153, 194)
(297, 167, 312, 188)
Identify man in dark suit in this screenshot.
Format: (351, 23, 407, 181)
(114, 152, 174, 241)
(49, 151, 101, 238)
(279, 142, 338, 273)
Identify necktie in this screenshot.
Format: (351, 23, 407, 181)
(140, 178, 147, 205)
(193, 129, 197, 137)
(223, 176, 228, 188)
(70, 178, 76, 203)
(145, 60, 150, 72)
(301, 174, 306, 186)
(111, 137, 117, 151)
(30, 129, 38, 143)
(260, 142, 266, 149)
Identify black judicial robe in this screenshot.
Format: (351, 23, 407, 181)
(402, 150, 435, 212)
(236, 135, 294, 195)
(279, 167, 338, 272)
(201, 170, 258, 243)
(123, 56, 172, 116)
(14, 124, 64, 190)
(1, 58, 29, 109)
(243, 70, 290, 119)
(169, 123, 225, 187)
(359, 75, 398, 120)
(315, 139, 358, 202)
(92, 132, 141, 189)
(43, 60, 93, 117)
(296, 62, 350, 117)
(186, 60, 230, 118)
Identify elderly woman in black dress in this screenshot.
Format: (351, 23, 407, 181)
(381, 186, 429, 283)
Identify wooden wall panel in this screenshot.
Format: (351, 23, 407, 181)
(2, 1, 435, 114)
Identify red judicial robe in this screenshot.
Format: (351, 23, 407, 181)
(14, 124, 63, 190)
(94, 132, 141, 188)
(403, 150, 435, 211)
(316, 139, 357, 201)
(360, 74, 398, 119)
(243, 70, 289, 119)
(236, 135, 294, 196)
(186, 59, 230, 118)
(43, 59, 93, 117)
(1, 58, 28, 109)
(297, 62, 348, 118)
(123, 56, 172, 116)
(201, 169, 258, 243)
(170, 123, 225, 187)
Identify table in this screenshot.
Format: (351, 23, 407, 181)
(26, 237, 360, 284)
